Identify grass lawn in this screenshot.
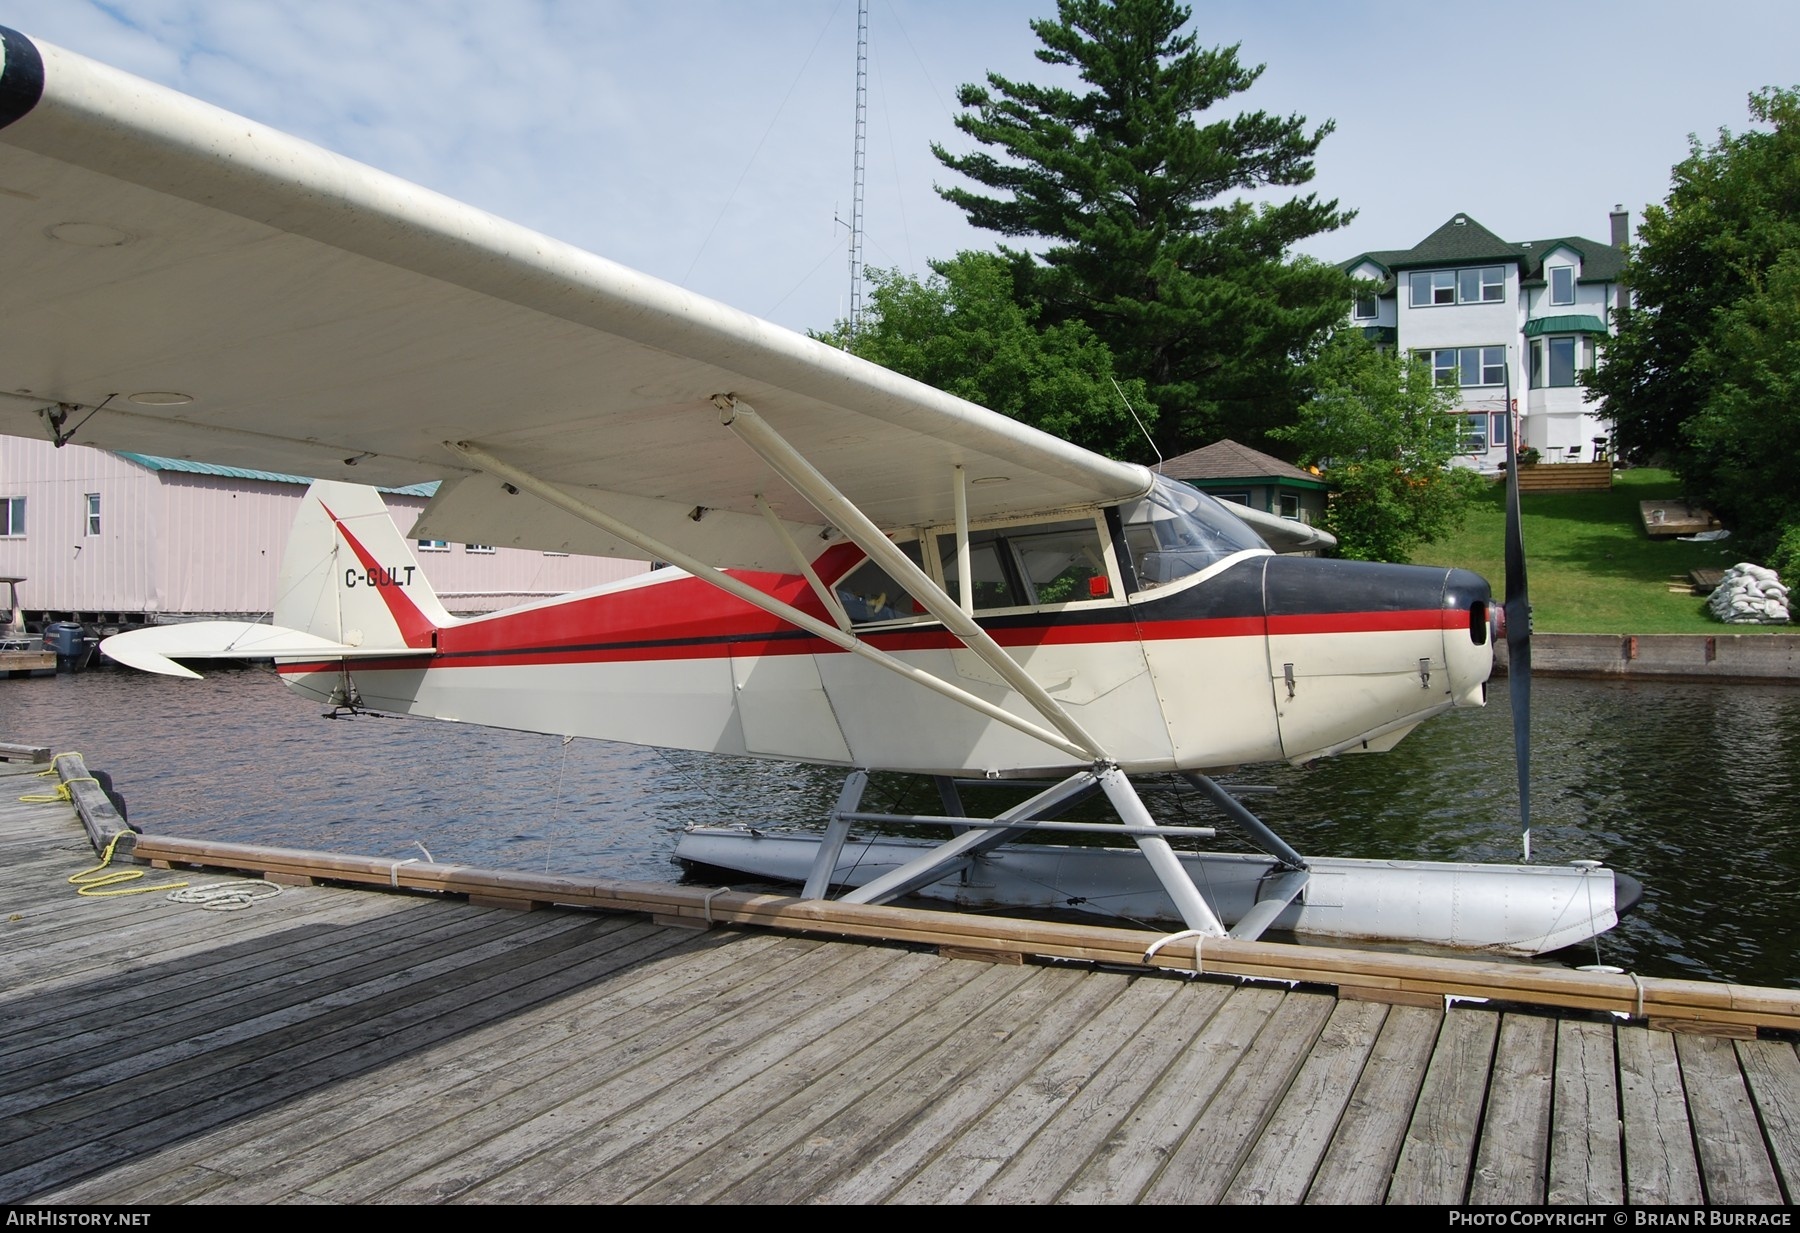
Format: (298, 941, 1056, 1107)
(1405, 468, 1766, 634)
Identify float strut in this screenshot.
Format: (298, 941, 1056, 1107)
(1182, 773, 1309, 871)
(802, 771, 868, 900)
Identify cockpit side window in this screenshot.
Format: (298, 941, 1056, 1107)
(937, 531, 1024, 612)
(936, 517, 1111, 612)
(1120, 477, 1269, 591)
(1008, 521, 1109, 604)
(834, 539, 928, 626)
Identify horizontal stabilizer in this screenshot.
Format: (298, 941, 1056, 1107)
(101, 621, 433, 679)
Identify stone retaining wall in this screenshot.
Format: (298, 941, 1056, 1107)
(1493, 632, 1800, 681)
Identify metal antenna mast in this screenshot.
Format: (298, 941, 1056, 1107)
(847, 0, 868, 338)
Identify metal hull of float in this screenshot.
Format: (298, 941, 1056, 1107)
(674, 828, 1628, 957)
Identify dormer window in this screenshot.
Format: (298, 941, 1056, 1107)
(1549, 266, 1576, 305)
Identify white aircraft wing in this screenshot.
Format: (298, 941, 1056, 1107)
(0, 27, 1172, 571)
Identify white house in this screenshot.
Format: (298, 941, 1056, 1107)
(1342, 210, 1628, 471)
(0, 437, 645, 631)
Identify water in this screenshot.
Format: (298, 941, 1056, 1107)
(6, 666, 1798, 988)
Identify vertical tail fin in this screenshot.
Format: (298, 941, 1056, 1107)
(276, 481, 451, 649)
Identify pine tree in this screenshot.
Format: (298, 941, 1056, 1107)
(933, 0, 1352, 455)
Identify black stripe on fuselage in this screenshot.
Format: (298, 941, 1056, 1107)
(0, 28, 45, 131)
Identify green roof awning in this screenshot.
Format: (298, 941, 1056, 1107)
(116, 453, 439, 495)
(1524, 314, 1607, 337)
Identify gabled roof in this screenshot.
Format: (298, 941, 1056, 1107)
(115, 453, 439, 496)
(1159, 439, 1323, 487)
(1516, 236, 1626, 285)
(1384, 215, 1520, 269)
(1341, 215, 1625, 284)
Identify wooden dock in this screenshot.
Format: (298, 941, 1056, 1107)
(5, 752, 1800, 1205)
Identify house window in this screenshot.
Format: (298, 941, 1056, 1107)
(416, 539, 449, 552)
(1458, 266, 1506, 303)
(1352, 292, 1379, 320)
(0, 497, 21, 536)
(1410, 267, 1503, 307)
(1410, 270, 1456, 306)
(464, 544, 496, 554)
(1278, 493, 1301, 519)
(1549, 266, 1576, 305)
(85, 493, 101, 536)
(1417, 347, 1505, 387)
(1547, 336, 1578, 387)
(1490, 412, 1509, 447)
(1461, 413, 1489, 453)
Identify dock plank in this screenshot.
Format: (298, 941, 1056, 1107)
(1737, 1039, 1800, 1202)
(807, 970, 1158, 1205)
(1386, 1007, 1498, 1203)
(1617, 1025, 1704, 1205)
(1140, 988, 1338, 1204)
(0, 899, 566, 1078)
(1220, 998, 1389, 1204)
(42, 927, 782, 1204)
(1304, 1004, 1442, 1204)
(1470, 1013, 1556, 1204)
(972, 981, 1233, 1205)
(2, 912, 659, 1199)
(878, 974, 1169, 1205)
(1677, 1033, 1784, 1204)
(0, 898, 473, 1056)
(1547, 1018, 1622, 1204)
(340, 940, 920, 1203)
(630, 962, 1074, 1205)
(1053, 984, 1288, 1204)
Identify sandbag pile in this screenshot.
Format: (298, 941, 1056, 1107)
(1708, 563, 1790, 624)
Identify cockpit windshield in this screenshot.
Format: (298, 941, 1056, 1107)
(1120, 476, 1270, 591)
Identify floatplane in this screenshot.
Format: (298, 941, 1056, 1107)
(0, 27, 1634, 955)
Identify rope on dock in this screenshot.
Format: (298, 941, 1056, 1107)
(67, 830, 189, 898)
(166, 882, 283, 912)
(17, 751, 96, 804)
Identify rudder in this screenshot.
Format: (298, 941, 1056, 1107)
(276, 481, 451, 649)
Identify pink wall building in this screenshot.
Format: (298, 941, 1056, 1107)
(0, 438, 645, 628)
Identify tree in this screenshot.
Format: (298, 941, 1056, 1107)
(932, 0, 1353, 456)
(1272, 332, 1486, 562)
(1588, 87, 1800, 557)
(818, 252, 1157, 459)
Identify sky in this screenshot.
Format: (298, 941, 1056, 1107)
(3, 1, 1797, 336)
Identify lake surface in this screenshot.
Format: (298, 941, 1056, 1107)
(6, 665, 1797, 988)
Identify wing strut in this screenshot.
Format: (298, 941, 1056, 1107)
(717, 397, 1109, 762)
(443, 440, 1094, 762)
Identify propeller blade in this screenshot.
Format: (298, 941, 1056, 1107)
(1504, 409, 1532, 861)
